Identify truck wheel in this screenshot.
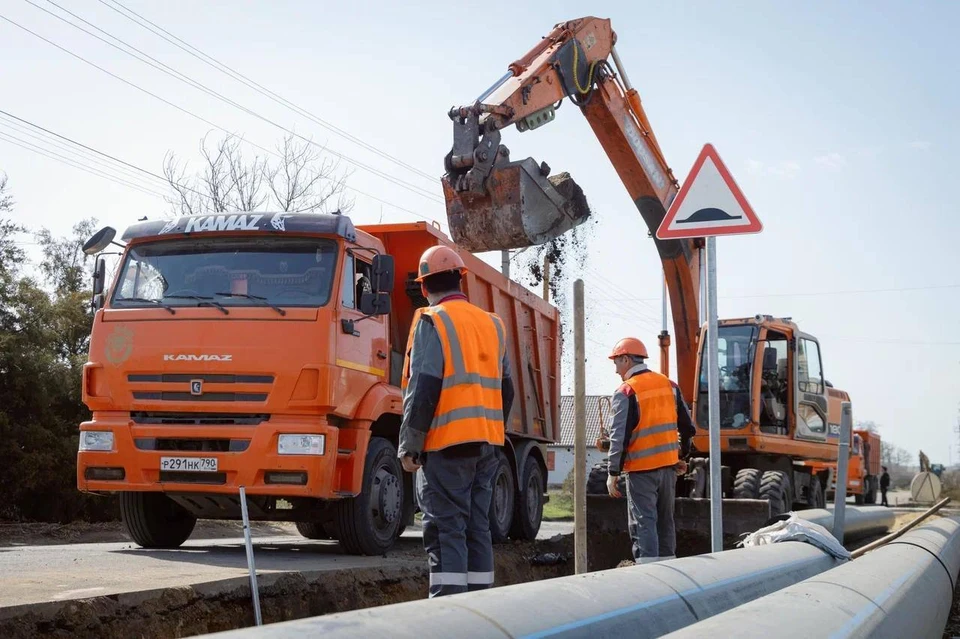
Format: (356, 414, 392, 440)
(510, 456, 544, 541)
(732, 468, 761, 499)
(489, 450, 515, 543)
(759, 471, 790, 516)
(854, 492, 865, 505)
(337, 437, 403, 555)
(864, 477, 875, 504)
(295, 521, 331, 540)
(120, 492, 196, 549)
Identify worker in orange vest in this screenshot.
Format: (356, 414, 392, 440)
(605, 337, 695, 563)
(398, 245, 515, 597)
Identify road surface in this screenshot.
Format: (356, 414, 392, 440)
(0, 521, 573, 608)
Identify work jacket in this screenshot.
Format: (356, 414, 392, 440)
(398, 294, 514, 457)
(608, 364, 695, 475)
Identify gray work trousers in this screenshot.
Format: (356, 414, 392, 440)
(416, 443, 498, 597)
(625, 466, 677, 563)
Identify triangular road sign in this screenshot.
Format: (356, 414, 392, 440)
(656, 144, 762, 240)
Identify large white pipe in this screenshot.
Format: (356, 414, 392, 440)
(200, 542, 842, 639)
(784, 505, 896, 541)
(662, 517, 960, 639)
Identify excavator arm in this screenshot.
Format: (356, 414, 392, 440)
(442, 16, 702, 399)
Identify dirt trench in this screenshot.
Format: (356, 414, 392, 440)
(0, 535, 577, 639)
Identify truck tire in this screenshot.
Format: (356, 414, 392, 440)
(295, 521, 331, 540)
(759, 470, 790, 516)
(864, 476, 876, 504)
(510, 456, 544, 541)
(120, 491, 196, 549)
(854, 492, 865, 505)
(732, 468, 761, 499)
(337, 437, 404, 556)
(489, 450, 515, 543)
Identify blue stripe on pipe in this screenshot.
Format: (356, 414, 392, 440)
(520, 556, 827, 639)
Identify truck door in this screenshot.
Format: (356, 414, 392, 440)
(793, 335, 829, 443)
(336, 248, 389, 403)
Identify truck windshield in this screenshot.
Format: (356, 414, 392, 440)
(110, 236, 337, 309)
(697, 325, 757, 429)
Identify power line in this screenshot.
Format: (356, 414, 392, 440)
(0, 28, 443, 226)
(617, 283, 960, 302)
(0, 130, 168, 198)
(0, 115, 166, 192)
(98, 0, 437, 185)
(23, 1, 443, 204)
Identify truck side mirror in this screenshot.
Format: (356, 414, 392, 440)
(359, 291, 391, 316)
(83, 227, 117, 256)
(91, 257, 106, 310)
(92, 257, 106, 296)
(371, 254, 394, 293)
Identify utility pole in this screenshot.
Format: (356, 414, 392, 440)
(573, 279, 587, 574)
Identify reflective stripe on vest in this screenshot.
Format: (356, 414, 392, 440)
(422, 301, 506, 451)
(623, 371, 679, 472)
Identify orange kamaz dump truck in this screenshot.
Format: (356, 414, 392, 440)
(77, 213, 558, 554)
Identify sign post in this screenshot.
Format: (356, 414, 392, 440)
(657, 143, 762, 553)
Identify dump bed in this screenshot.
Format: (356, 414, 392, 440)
(858, 430, 882, 477)
(359, 222, 560, 444)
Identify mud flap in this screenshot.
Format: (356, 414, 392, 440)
(442, 157, 591, 252)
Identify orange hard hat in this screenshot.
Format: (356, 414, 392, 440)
(415, 245, 467, 282)
(609, 337, 649, 360)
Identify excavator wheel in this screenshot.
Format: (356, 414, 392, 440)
(732, 468, 762, 499)
(759, 471, 791, 517)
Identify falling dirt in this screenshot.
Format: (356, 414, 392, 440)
(0, 535, 575, 639)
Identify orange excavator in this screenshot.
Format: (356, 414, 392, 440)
(442, 16, 848, 531)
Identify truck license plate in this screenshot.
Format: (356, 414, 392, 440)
(160, 456, 218, 472)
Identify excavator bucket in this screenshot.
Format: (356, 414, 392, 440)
(442, 157, 591, 253)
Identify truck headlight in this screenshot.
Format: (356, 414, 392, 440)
(80, 431, 115, 452)
(278, 434, 325, 456)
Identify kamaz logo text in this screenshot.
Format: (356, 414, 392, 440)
(184, 214, 263, 233)
(163, 354, 233, 362)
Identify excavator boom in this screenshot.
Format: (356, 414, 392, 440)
(443, 16, 702, 398)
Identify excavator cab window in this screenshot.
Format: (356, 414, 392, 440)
(759, 331, 790, 435)
(696, 325, 756, 430)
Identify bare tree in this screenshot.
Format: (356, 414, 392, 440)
(164, 133, 354, 216)
(856, 420, 880, 434)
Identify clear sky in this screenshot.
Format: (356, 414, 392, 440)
(1, 1, 957, 462)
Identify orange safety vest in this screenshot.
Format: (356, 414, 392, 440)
(401, 307, 425, 393)
(417, 299, 506, 451)
(622, 371, 680, 472)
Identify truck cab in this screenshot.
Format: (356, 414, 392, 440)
(77, 213, 557, 553)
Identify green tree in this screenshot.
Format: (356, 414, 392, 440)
(0, 175, 114, 522)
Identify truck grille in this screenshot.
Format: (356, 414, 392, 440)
(128, 374, 274, 383)
(133, 391, 267, 402)
(131, 412, 268, 426)
(159, 471, 226, 485)
(129, 373, 273, 403)
(135, 438, 250, 452)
